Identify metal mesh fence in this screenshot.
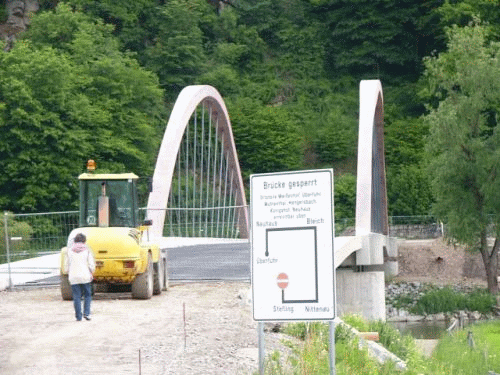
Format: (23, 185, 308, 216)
(1, 212, 444, 266)
(388, 216, 443, 239)
(1, 211, 79, 264)
(0, 206, 247, 266)
(335, 215, 443, 239)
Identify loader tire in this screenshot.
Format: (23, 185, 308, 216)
(132, 254, 153, 299)
(60, 274, 73, 301)
(153, 257, 164, 295)
(163, 258, 169, 291)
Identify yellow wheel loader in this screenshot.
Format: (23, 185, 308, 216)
(60, 161, 168, 300)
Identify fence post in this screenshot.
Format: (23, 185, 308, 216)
(4, 212, 12, 290)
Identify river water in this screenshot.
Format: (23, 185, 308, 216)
(389, 320, 450, 339)
(390, 318, 500, 339)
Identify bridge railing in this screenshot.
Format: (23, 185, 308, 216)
(161, 206, 247, 238)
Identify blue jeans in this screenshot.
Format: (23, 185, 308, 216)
(71, 283, 92, 320)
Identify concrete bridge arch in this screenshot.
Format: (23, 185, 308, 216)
(146, 85, 249, 240)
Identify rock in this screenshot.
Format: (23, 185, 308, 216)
(387, 316, 410, 322)
(433, 313, 446, 321)
(237, 289, 251, 305)
(388, 314, 425, 322)
(468, 311, 482, 320)
(264, 322, 281, 333)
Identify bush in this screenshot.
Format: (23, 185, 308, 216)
(0, 213, 33, 263)
(411, 286, 496, 315)
(466, 289, 497, 313)
(342, 314, 369, 332)
(369, 320, 415, 361)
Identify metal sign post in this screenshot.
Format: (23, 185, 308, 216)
(329, 320, 336, 375)
(258, 322, 265, 374)
(4, 212, 13, 290)
(250, 169, 336, 374)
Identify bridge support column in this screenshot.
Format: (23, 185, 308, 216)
(336, 269, 386, 321)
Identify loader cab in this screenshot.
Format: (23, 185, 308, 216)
(79, 173, 140, 228)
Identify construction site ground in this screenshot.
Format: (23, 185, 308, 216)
(0, 238, 492, 374)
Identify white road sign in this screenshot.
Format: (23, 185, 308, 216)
(250, 169, 335, 321)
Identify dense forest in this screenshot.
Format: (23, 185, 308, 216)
(0, 0, 499, 220)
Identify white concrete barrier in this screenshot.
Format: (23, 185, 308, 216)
(0, 253, 60, 289)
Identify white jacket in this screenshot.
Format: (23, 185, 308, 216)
(66, 243, 95, 285)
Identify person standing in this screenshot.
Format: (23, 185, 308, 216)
(66, 233, 95, 321)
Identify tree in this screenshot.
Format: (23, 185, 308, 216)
(384, 115, 433, 216)
(140, 0, 208, 95)
(387, 165, 433, 216)
(334, 173, 356, 221)
(0, 4, 165, 212)
(311, 0, 445, 81)
(437, 0, 500, 31)
(422, 22, 500, 293)
(227, 97, 303, 180)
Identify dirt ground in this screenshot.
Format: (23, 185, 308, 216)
(395, 238, 489, 286)
(0, 282, 289, 375)
(0, 238, 493, 375)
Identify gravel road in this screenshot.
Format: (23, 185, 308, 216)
(0, 282, 288, 375)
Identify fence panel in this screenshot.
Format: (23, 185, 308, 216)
(1, 212, 445, 265)
(389, 216, 443, 239)
(1, 211, 79, 264)
(335, 216, 443, 239)
(1, 212, 445, 290)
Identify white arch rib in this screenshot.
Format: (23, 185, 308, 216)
(146, 85, 249, 240)
(355, 80, 388, 236)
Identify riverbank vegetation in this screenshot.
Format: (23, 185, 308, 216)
(432, 320, 500, 375)
(413, 286, 496, 315)
(389, 283, 498, 315)
(263, 316, 500, 374)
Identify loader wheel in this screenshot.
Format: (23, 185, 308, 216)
(163, 258, 169, 291)
(153, 257, 164, 295)
(60, 274, 73, 301)
(132, 254, 153, 299)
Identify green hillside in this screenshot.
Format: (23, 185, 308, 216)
(0, 0, 498, 220)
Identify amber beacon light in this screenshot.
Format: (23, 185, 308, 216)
(86, 159, 96, 172)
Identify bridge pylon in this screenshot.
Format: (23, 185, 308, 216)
(335, 80, 398, 321)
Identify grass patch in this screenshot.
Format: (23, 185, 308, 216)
(432, 320, 500, 374)
(265, 316, 500, 374)
(267, 317, 428, 375)
(265, 327, 401, 375)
